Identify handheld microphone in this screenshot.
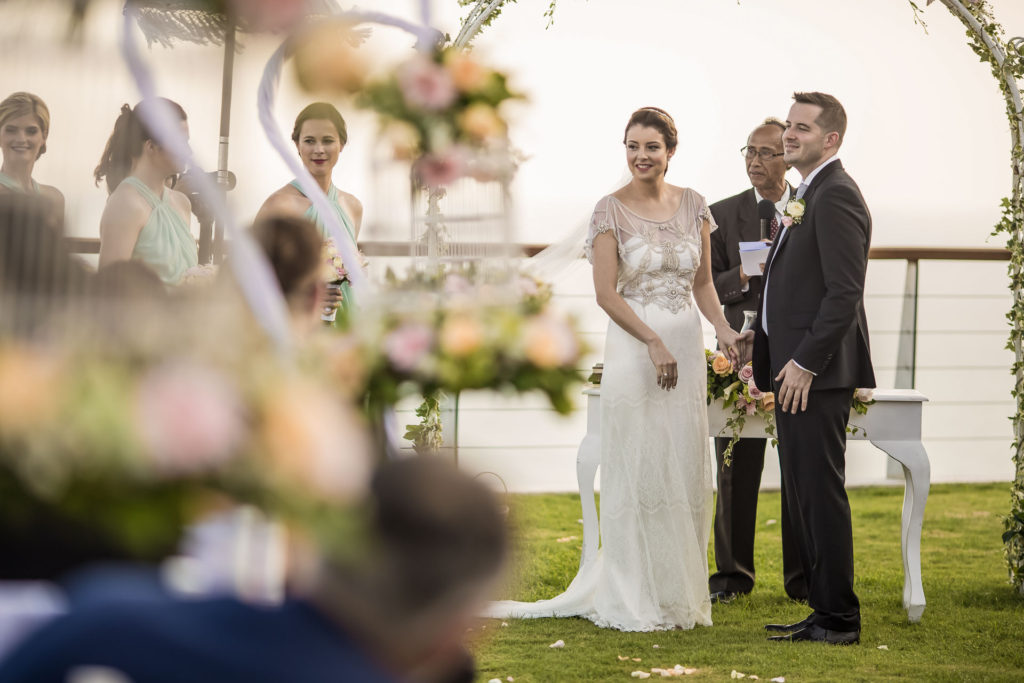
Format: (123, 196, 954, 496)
(757, 199, 776, 241)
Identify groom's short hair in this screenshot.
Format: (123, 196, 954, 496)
(793, 92, 847, 145)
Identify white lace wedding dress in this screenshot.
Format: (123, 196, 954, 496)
(487, 190, 715, 631)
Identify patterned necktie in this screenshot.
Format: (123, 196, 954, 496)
(769, 216, 780, 240)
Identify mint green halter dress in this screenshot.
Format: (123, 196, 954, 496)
(122, 177, 198, 285)
(0, 171, 40, 194)
(289, 180, 358, 312)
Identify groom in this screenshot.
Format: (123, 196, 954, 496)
(752, 92, 875, 645)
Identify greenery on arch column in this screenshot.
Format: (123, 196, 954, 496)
(914, 0, 1024, 593)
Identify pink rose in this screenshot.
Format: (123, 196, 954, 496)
(735, 397, 756, 416)
(747, 383, 764, 401)
(444, 273, 473, 297)
(398, 56, 457, 112)
(738, 363, 754, 384)
(855, 387, 874, 402)
(135, 362, 245, 475)
(782, 215, 794, 228)
(414, 147, 468, 188)
(384, 322, 434, 373)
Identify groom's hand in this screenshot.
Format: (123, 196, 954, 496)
(775, 360, 813, 413)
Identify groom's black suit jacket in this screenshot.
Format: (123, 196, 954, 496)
(752, 160, 875, 393)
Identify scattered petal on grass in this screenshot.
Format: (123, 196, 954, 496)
(577, 519, 584, 524)
(681, 668, 698, 675)
(653, 644, 660, 649)
(618, 656, 630, 661)
(488, 679, 501, 683)
(631, 672, 651, 679)
(501, 622, 509, 627)
(556, 536, 578, 543)
(632, 658, 642, 662)
(731, 671, 746, 679)
(771, 678, 786, 683)
(750, 677, 759, 680)
(877, 645, 889, 650)
(507, 678, 514, 682)
(549, 639, 565, 649)
(766, 519, 778, 525)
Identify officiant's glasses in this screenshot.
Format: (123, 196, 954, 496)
(741, 146, 785, 161)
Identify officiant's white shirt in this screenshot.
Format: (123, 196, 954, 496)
(761, 156, 840, 375)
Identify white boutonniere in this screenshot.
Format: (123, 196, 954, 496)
(782, 198, 805, 227)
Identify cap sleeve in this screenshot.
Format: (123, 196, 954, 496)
(694, 191, 717, 234)
(584, 196, 616, 264)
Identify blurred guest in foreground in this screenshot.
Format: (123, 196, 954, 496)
(94, 99, 198, 285)
(0, 92, 64, 227)
(249, 214, 330, 337)
(0, 457, 507, 683)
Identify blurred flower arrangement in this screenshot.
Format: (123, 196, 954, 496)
(314, 267, 581, 450)
(356, 46, 522, 186)
(706, 350, 875, 465)
(0, 343, 372, 569)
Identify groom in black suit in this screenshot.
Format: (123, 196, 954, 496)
(752, 92, 875, 645)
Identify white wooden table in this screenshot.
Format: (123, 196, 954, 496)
(575, 387, 930, 622)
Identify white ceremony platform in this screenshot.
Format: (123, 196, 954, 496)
(575, 387, 931, 623)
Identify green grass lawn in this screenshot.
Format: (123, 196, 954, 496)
(470, 483, 1024, 682)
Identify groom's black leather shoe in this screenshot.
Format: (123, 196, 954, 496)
(764, 615, 813, 633)
(709, 590, 737, 604)
(768, 624, 860, 645)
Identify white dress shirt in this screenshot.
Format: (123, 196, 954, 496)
(761, 156, 841, 374)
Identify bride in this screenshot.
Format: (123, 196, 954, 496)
(489, 107, 748, 631)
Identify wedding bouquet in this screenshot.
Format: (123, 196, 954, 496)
(706, 350, 877, 464)
(321, 239, 368, 325)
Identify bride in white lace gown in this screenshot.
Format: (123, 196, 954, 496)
(488, 107, 748, 631)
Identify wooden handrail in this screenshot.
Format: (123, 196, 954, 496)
(63, 237, 1011, 262)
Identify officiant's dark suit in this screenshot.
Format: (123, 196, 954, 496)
(753, 93, 875, 640)
(708, 119, 805, 603)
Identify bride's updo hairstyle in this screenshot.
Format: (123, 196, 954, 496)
(93, 98, 187, 195)
(623, 106, 678, 174)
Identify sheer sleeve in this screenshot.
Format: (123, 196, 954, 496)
(584, 196, 616, 264)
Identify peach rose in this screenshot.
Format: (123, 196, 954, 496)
(524, 313, 579, 368)
(260, 379, 371, 503)
(761, 392, 775, 412)
(293, 21, 370, 94)
(711, 352, 733, 376)
(439, 314, 485, 357)
(459, 103, 505, 141)
(0, 346, 60, 435)
(445, 52, 490, 93)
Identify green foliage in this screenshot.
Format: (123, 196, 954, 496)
(476, 484, 1024, 681)
(920, 0, 1024, 594)
(404, 391, 445, 453)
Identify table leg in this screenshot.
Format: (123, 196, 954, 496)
(869, 439, 930, 622)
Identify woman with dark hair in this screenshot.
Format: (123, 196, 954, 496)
(490, 107, 749, 632)
(95, 99, 198, 285)
(256, 102, 362, 318)
(256, 102, 362, 239)
(0, 92, 64, 225)
(249, 214, 326, 335)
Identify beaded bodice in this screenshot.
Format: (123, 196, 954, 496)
(586, 191, 716, 314)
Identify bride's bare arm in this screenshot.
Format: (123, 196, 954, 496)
(591, 231, 678, 390)
(692, 217, 751, 364)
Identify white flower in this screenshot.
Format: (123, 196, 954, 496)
(786, 199, 805, 219)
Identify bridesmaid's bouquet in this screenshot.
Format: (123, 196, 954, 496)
(321, 239, 368, 324)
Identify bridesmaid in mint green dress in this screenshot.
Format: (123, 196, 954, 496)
(0, 92, 65, 226)
(256, 103, 362, 318)
(94, 100, 197, 285)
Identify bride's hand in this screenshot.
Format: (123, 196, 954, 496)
(717, 327, 753, 367)
(647, 338, 677, 391)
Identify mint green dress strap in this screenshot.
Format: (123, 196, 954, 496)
(121, 176, 198, 285)
(288, 180, 356, 242)
(288, 180, 358, 323)
(0, 171, 40, 194)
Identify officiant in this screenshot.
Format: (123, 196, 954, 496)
(707, 118, 806, 603)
